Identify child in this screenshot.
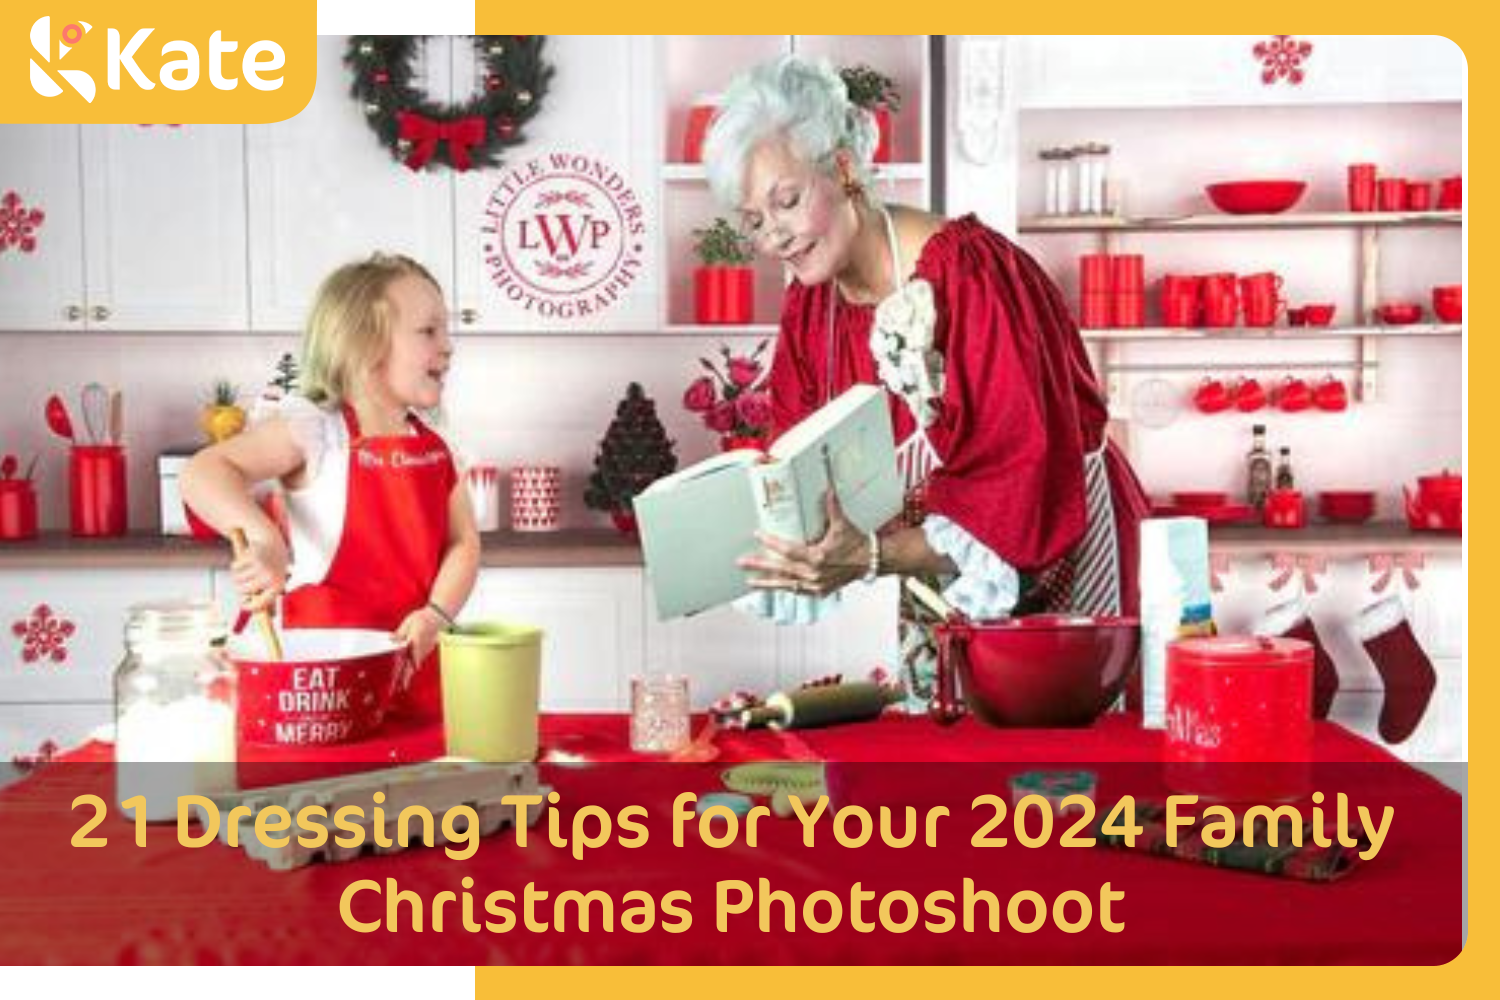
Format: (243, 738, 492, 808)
(182, 253, 480, 720)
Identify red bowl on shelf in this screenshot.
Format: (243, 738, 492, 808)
(1302, 303, 1337, 326)
(1432, 285, 1462, 324)
(1317, 490, 1377, 524)
(1376, 302, 1424, 325)
(935, 615, 1140, 727)
(1205, 180, 1307, 215)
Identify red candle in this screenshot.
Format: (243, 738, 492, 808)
(1165, 635, 1312, 804)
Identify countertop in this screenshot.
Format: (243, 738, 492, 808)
(0, 522, 1458, 570)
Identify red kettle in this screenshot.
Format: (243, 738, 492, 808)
(1404, 470, 1462, 533)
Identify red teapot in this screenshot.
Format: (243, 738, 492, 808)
(1404, 470, 1462, 533)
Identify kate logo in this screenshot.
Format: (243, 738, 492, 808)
(28, 16, 95, 101)
(481, 152, 646, 320)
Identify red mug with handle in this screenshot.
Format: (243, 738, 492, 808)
(1274, 376, 1314, 413)
(1233, 377, 1267, 412)
(1192, 377, 1231, 414)
(1314, 376, 1349, 412)
(1347, 163, 1377, 212)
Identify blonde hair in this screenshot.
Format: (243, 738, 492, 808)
(300, 252, 443, 407)
(703, 55, 878, 209)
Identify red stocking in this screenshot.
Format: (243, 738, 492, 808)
(1255, 600, 1339, 721)
(1353, 596, 1436, 745)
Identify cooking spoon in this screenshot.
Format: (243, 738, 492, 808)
(229, 527, 285, 662)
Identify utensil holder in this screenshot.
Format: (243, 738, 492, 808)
(0, 481, 38, 541)
(70, 444, 127, 537)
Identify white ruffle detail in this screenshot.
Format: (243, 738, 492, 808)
(921, 514, 1019, 620)
(870, 278, 945, 429)
(733, 588, 841, 625)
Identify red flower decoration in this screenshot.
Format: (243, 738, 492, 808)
(735, 391, 772, 429)
(685, 340, 772, 440)
(682, 375, 717, 413)
(0, 190, 46, 254)
(704, 401, 738, 433)
(11, 604, 76, 664)
(1253, 35, 1313, 86)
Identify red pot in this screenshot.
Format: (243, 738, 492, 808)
(1165, 635, 1313, 804)
(933, 615, 1140, 728)
(1406, 471, 1462, 533)
(694, 266, 754, 325)
(1432, 285, 1462, 324)
(229, 629, 409, 746)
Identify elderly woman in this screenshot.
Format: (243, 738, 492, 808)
(704, 55, 1149, 704)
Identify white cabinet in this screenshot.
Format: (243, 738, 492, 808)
(1016, 36, 1465, 110)
(246, 35, 454, 332)
(464, 567, 645, 711)
(0, 125, 247, 332)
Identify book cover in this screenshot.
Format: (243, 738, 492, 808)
(634, 384, 902, 620)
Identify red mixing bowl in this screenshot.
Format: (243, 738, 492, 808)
(228, 628, 410, 746)
(935, 615, 1140, 727)
(1317, 490, 1377, 524)
(1205, 180, 1307, 215)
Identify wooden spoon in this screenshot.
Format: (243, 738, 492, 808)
(229, 527, 284, 662)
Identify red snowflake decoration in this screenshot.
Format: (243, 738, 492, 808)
(1253, 35, 1313, 86)
(11, 604, 76, 664)
(0, 190, 46, 254)
(11, 739, 60, 773)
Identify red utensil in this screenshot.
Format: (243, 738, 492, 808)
(0, 456, 14, 480)
(45, 395, 74, 441)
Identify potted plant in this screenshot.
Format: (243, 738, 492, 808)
(840, 64, 902, 164)
(682, 340, 772, 452)
(692, 217, 755, 326)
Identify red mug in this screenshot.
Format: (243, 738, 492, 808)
(1239, 272, 1283, 300)
(1079, 253, 1113, 293)
(1437, 175, 1462, 210)
(70, 444, 128, 537)
(1192, 377, 1231, 414)
(1233, 377, 1267, 412)
(1201, 294, 1238, 328)
(1314, 376, 1349, 412)
(1274, 376, 1314, 412)
(1111, 254, 1145, 291)
(1347, 163, 1377, 212)
(1378, 177, 1408, 212)
(0, 481, 38, 541)
(1406, 181, 1432, 211)
(1241, 294, 1284, 328)
(1161, 290, 1199, 327)
(1263, 488, 1306, 529)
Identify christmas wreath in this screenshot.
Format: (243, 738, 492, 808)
(346, 35, 554, 173)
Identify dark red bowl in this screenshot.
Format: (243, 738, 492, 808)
(1317, 490, 1376, 524)
(1205, 180, 1307, 215)
(937, 615, 1140, 727)
(1302, 303, 1337, 326)
(1377, 302, 1424, 325)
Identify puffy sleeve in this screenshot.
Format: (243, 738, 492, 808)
(919, 219, 1109, 573)
(271, 395, 340, 483)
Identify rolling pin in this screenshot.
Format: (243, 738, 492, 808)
(740, 681, 902, 730)
(229, 527, 284, 661)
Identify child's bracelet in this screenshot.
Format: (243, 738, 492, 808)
(426, 600, 458, 628)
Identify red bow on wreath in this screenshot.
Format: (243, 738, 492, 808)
(397, 110, 487, 172)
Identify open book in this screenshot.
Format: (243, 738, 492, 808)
(634, 384, 902, 620)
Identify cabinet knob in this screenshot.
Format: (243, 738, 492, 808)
(64, 304, 83, 322)
(91, 305, 111, 322)
(460, 308, 478, 325)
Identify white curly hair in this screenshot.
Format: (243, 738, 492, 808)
(702, 54, 879, 209)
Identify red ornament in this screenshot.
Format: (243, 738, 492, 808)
(486, 75, 506, 93)
(1253, 35, 1313, 86)
(0, 190, 46, 255)
(495, 117, 518, 140)
(371, 69, 390, 85)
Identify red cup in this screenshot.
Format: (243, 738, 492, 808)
(1302, 303, 1336, 326)
(1273, 376, 1314, 412)
(1239, 272, 1283, 301)
(1233, 377, 1266, 412)
(1079, 254, 1113, 294)
(1378, 177, 1408, 212)
(1313, 376, 1349, 412)
(1406, 181, 1432, 211)
(1263, 488, 1306, 529)
(1161, 290, 1199, 327)
(682, 103, 717, 163)
(1437, 175, 1462, 210)
(1200, 272, 1238, 299)
(1241, 293, 1283, 327)
(1201, 294, 1238, 328)
(1347, 163, 1377, 212)
(1287, 307, 1307, 327)
(1192, 377, 1231, 414)
(1113, 291, 1145, 328)
(1078, 291, 1113, 329)
(69, 445, 127, 537)
(694, 266, 754, 325)
(1111, 254, 1144, 291)
(1432, 285, 1462, 324)
(0, 481, 38, 541)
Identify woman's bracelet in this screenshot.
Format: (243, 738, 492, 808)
(425, 600, 458, 628)
(862, 530, 883, 583)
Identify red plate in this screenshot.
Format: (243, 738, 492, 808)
(1152, 502, 1257, 525)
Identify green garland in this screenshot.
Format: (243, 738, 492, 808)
(346, 35, 554, 173)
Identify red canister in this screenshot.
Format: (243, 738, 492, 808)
(0, 481, 38, 541)
(70, 445, 128, 537)
(1165, 635, 1313, 803)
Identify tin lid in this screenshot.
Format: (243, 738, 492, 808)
(1169, 634, 1311, 668)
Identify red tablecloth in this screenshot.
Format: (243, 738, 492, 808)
(0, 714, 1462, 965)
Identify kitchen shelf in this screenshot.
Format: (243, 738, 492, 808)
(1207, 522, 1460, 558)
(1019, 209, 1462, 233)
(663, 162, 929, 183)
(1081, 323, 1461, 342)
(661, 323, 781, 337)
(0, 530, 643, 570)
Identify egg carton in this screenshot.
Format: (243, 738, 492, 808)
(192, 758, 547, 871)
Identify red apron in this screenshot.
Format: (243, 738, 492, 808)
(282, 405, 456, 720)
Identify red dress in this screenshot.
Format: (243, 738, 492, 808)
(765, 214, 1148, 613)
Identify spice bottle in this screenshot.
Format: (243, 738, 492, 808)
(1275, 447, 1295, 489)
(1246, 424, 1273, 509)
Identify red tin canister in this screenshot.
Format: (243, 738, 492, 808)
(1164, 635, 1313, 803)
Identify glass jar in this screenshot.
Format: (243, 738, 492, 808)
(1089, 142, 1114, 215)
(115, 599, 236, 820)
(1055, 147, 1076, 216)
(1040, 148, 1064, 216)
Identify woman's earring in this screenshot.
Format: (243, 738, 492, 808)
(843, 177, 865, 200)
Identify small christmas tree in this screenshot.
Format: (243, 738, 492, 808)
(271, 352, 300, 394)
(585, 383, 678, 529)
